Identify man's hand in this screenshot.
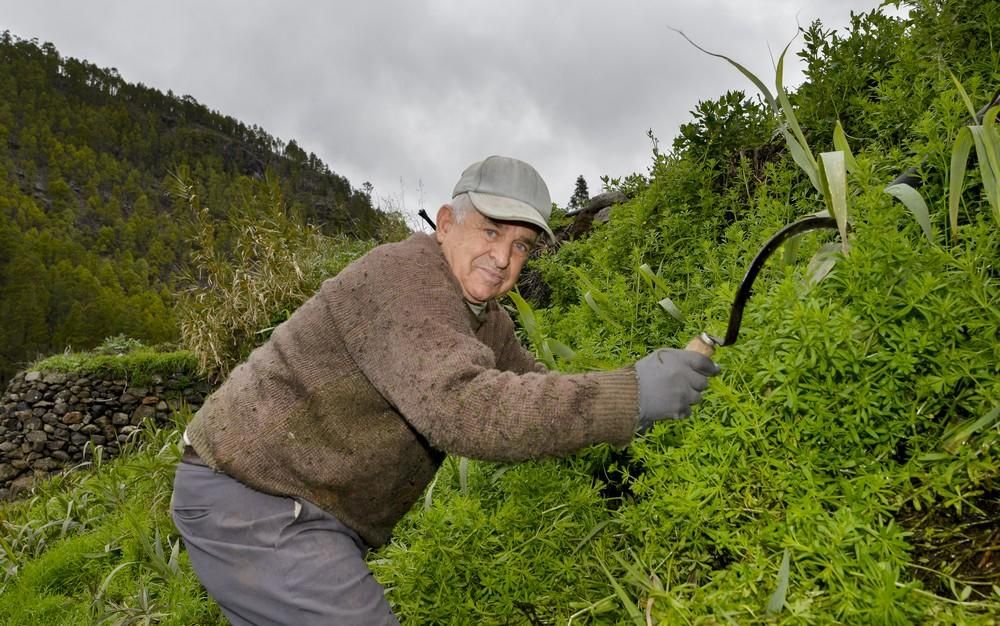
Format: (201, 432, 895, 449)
(634, 348, 721, 431)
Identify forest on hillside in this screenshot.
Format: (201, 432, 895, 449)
(0, 32, 386, 386)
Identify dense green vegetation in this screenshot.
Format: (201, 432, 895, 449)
(1, 1, 998, 623)
(0, 31, 387, 386)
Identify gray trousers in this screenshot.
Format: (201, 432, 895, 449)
(171, 459, 400, 626)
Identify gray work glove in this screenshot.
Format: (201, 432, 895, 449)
(634, 348, 721, 431)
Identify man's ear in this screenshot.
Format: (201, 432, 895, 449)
(435, 204, 454, 243)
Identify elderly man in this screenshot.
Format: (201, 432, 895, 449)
(171, 155, 719, 625)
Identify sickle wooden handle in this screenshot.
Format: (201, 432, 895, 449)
(684, 334, 717, 357)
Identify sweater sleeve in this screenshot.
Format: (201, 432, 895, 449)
(330, 266, 637, 462)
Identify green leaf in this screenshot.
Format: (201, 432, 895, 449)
(818, 151, 850, 252)
(784, 129, 822, 194)
(658, 297, 685, 322)
(766, 548, 791, 614)
(949, 126, 974, 238)
(776, 42, 818, 180)
(969, 126, 998, 207)
(545, 338, 576, 361)
(782, 235, 800, 266)
(884, 183, 934, 243)
(942, 405, 1000, 453)
(595, 554, 645, 625)
(806, 242, 842, 286)
(833, 120, 859, 173)
(507, 290, 538, 338)
(672, 28, 778, 114)
(949, 72, 981, 121)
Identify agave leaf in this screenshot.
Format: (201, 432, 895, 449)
(766, 548, 791, 614)
(423, 473, 438, 511)
(942, 405, 1000, 454)
(545, 338, 576, 361)
(783, 129, 822, 194)
(637, 263, 672, 297)
(507, 290, 538, 338)
(818, 151, 850, 252)
(884, 183, 933, 243)
(776, 42, 817, 178)
(969, 126, 998, 205)
(658, 297, 685, 322)
(782, 235, 801, 266)
(978, 106, 1000, 210)
(949, 72, 981, 121)
(458, 457, 469, 494)
(949, 126, 974, 238)
(672, 28, 778, 114)
(806, 242, 842, 286)
(833, 120, 859, 174)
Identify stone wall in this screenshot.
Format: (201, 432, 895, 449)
(0, 370, 213, 499)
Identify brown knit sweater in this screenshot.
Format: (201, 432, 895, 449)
(186, 233, 639, 547)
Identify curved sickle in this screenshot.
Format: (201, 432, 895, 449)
(709, 215, 841, 347)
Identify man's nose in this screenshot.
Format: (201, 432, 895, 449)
(491, 242, 511, 269)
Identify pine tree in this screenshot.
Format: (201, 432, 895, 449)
(568, 175, 589, 212)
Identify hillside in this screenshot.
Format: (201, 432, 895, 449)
(1, 1, 998, 624)
(0, 32, 386, 386)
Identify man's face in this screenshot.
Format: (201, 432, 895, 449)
(436, 204, 539, 304)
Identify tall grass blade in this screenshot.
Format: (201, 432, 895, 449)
(783, 129, 822, 193)
(657, 298, 685, 322)
(458, 457, 469, 495)
(507, 291, 539, 339)
(949, 126, 974, 238)
(546, 339, 576, 361)
(595, 554, 645, 625)
(671, 29, 778, 114)
(969, 127, 998, 206)
(977, 107, 1000, 211)
(942, 405, 1000, 453)
(833, 120, 859, 174)
(638, 263, 685, 321)
(818, 151, 850, 252)
(766, 548, 791, 614)
(950, 73, 981, 121)
(884, 183, 933, 243)
(806, 242, 842, 286)
(776, 42, 819, 181)
(423, 474, 438, 511)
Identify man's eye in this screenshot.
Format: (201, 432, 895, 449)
(484, 229, 498, 238)
(514, 242, 529, 254)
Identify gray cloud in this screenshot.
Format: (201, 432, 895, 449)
(0, 0, 896, 226)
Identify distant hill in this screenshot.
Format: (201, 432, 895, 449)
(0, 32, 386, 386)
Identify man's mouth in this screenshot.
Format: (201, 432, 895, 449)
(477, 267, 503, 285)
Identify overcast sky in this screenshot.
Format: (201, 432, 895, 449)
(2, 1, 898, 229)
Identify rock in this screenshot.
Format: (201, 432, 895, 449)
(51, 450, 70, 462)
(142, 396, 159, 405)
(9, 473, 35, 495)
(25, 431, 46, 443)
(131, 405, 156, 425)
(112, 412, 129, 426)
(0, 463, 18, 481)
(24, 371, 41, 383)
(156, 401, 169, 411)
(32, 457, 61, 472)
(0, 441, 17, 453)
(62, 411, 83, 425)
(42, 372, 68, 385)
(24, 389, 42, 403)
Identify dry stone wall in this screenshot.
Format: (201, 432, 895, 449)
(0, 370, 213, 499)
